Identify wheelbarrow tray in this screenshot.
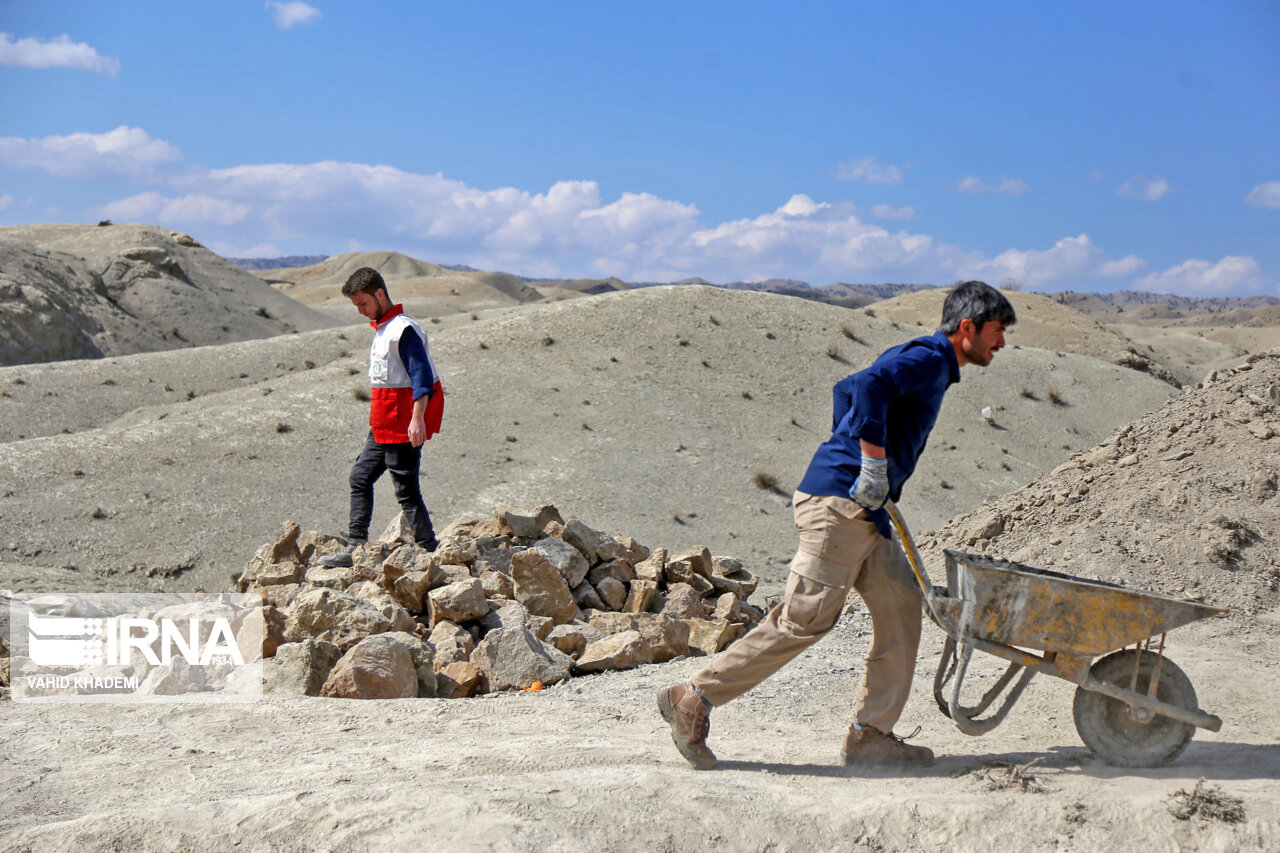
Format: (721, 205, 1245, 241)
(933, 550, 1227, 657)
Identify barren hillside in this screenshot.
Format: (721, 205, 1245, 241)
(0, 285, 1176, 595)
(265, 251, 548, 320)
(0, 224, 337, 366)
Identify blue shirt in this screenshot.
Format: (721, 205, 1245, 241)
(397, 332, 437, 401)
(797, 331, 961, 539)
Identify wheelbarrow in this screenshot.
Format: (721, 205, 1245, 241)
(884, 500, 1225, 767)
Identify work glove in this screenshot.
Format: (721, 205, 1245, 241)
(849, 455, 889, 510)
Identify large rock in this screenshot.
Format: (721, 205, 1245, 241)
(263, 639, 341, 695)
(633, 548, 666, 584)
(436, 661, 482, 699)
(480, 570, 514, 599)
(304, 565, 357, 590)
(574, 630, 652, 673)
(477, 599, 531, 633)
(428, 578, 488, 627)
(623, 579, 658, 613)
(233, 604, 287, 662)
(433, 536, 475, 567)
(571, 579, 606, 611)
(586, 611, 690, 663)
(510, 549, 577, 625)
(658, 583, 706, 620)
(595, 577, 628, 611)
(136, 658, 206, 695)
(282, 588, 394, 653)
(686, 619, 743, 656)
(320, 634, 418, 699)
(669, 546, 713, 577)
(470, 627, 573, 692)
(389, 569, 439, 613)
(545, 622, 604, 658)
(256, 562, 304, 587)
(562, 518, 606, 563)
(597, 536, 650, 564)
(238, 521, 303, 590)
(588, 559, 635, 587)
(501, 505, 564, 539)
(378, 512, 417, 548)
(384, 631, 437, 698)
(531, 538, 591, 588)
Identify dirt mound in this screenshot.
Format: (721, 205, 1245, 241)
(917, 348, 1280, 624)
(0, 224, 337, 366)
(871, 288, 1181, 386)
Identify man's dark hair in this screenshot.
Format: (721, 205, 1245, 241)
(939, 280, 1016, 335)
(342, 267, 388, 298)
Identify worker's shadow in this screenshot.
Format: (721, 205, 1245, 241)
(714, 741, 1280, 780)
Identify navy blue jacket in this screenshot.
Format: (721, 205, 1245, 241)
(797, 331, 961, 539)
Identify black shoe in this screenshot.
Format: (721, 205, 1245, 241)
(421, 536, 440, 552)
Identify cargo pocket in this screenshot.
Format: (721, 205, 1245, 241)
(779, 573, 845, 636)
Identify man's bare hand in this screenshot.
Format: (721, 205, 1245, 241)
(408, 419, 426, 447)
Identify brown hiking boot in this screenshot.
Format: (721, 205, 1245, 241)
(841, 725, 934, 767)
(657, 683, 716, 769)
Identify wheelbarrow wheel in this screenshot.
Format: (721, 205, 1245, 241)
(1072, 650, 1197, 768)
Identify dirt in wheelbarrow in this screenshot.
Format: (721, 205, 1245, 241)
(917, 346, 1280, 630)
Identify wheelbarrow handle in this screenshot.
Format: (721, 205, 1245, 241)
(883, 499, 940, 623)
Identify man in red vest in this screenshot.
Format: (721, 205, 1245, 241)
(320, 267, 443, 567)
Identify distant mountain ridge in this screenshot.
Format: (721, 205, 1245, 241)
(229, 255, 329, 271)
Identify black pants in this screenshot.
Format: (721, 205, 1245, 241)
(347, 431, 435, 545)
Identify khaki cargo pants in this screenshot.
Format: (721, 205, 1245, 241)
(690, 491, 923, 732)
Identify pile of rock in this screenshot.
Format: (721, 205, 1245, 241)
(237, 505, 764, 699)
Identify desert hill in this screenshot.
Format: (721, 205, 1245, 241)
(264, 251, 547, 320)
(0, 285, 1176, 596)
(0, 224, 337, 366)
(870, 287, 1183, 386)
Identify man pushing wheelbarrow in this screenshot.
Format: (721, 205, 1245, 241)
(659, 280, 1016, 769)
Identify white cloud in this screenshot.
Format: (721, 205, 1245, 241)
(953, 175, 1030, 196)
(267, 2, 322, 29)
(77, 150, 1264, 294)
(0, 32, 120, 75)
(1097, 255, 1146, 277)
(1134, 255, 1266, 296)
(0, 194, 13, 211)
(1246, 181, 1280, 209)
(835, 155, 905, 185)
(970, 234, 1110, 287)
(1117, 174, 1172, 201)
(868, 204, 915, 220)
(0, 126, 181, 179)
(97, 192, 250, 227)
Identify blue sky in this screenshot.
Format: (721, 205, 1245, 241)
(2, 1, 1277, 296)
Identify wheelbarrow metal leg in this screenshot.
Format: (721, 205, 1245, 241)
(946, 639, 1039, 736)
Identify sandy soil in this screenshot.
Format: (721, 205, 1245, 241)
(2, 616, 1275, 851)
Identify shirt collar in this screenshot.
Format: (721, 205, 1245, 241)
(932, 330, 962, 385)
(372, 303, 404, 328)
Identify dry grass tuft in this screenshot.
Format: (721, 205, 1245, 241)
(1168, 779, 1246, 823)
(974, 759, 1047, 793)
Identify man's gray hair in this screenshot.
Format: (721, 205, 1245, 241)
(939, 280, 1017, 334)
